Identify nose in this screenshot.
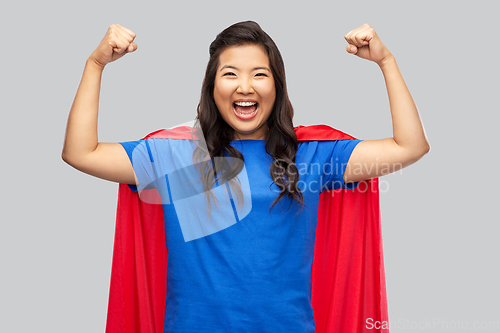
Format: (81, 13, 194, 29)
(236, 77, 254, 94)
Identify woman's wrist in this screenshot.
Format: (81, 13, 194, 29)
(86, 56, 106, 72)
(376, 53, 396, 71)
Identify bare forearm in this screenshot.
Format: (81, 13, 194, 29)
(62, 58, 105, 162)
(342, 24, 430, 183)
(379, 56, 430, 154)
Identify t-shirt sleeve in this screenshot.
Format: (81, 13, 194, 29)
(119, 139, 157, 192)
(317, 139, 363, 191)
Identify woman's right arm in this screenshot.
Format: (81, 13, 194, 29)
(62, 24, 138, 185)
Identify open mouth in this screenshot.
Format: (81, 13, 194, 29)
(233, 102, 258, 119)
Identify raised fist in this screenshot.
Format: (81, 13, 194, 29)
(89, 24, 137, 68)
(344, 23, 392, 66)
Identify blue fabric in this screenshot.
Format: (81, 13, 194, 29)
(119, 138, 362, 333)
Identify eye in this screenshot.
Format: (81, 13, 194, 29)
(223, 72, 236, 76)
(255, 73, 268, 77)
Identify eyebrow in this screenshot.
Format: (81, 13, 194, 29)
(219, 65, 271, 72)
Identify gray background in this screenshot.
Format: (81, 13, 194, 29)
(1, 0, 498, 332)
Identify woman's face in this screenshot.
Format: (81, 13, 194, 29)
(214, 44, 276, 140)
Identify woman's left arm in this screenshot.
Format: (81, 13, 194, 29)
(342, 24, 430, 183)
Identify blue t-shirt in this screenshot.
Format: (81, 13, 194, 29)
(119, 138, 362, 333)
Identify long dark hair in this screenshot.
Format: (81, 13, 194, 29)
(193, 20, 304, 213)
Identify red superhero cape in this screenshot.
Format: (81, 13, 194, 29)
(105, 124, 389, 332)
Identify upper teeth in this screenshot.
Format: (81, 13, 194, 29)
(235, 101, 256, 106)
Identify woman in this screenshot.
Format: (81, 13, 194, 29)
(62, 21, 429, 332)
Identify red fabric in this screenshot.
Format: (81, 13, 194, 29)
(105, 124, 389, 332)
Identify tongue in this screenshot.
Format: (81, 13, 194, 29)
(235, 104, 256, 114)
